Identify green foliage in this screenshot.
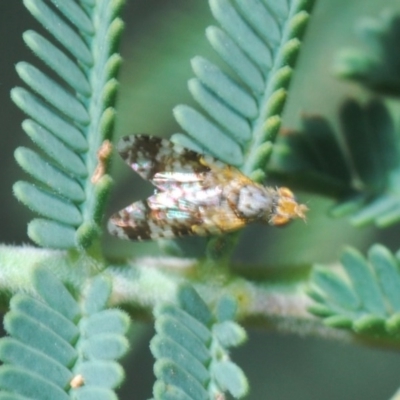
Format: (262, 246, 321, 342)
(172, 0, 316, 181)
(7, 0, 400, 399)
(308, 245, 400, 335)
(270, 98, 400, 227)
(151, 285, 248, 399)
(336, 10, 400, 96)
(269, 7, 400, 228)
(12, 0, 124, 249)
(0, 268, 130, 399)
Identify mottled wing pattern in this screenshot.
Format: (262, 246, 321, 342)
(108, 190, 247, 241)
(116, 135, 214, 190)
(108, 199, 200, 241)
(108, 135, 252, 240)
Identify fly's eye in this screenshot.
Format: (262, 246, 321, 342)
(269, 214, 291, 226)
(277, 187, 295, 199)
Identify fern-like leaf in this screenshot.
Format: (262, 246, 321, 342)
(308, 244, 400, 335)
(151, 285, 248, 399)
(0, 268, 130, 399)
(270, 98, 400, 227)
(12, 0, 125, 249)
(171, 0, 316, 182)
(336, 9, 400, 96)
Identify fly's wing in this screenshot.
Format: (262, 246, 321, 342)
(108, 195, 210, 241)
(116, 135, 217, 190)
(108, 191, 247, 241)
(108, 199, 200, 241)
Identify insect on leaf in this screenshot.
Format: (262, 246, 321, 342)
(108, 135, 307, 241)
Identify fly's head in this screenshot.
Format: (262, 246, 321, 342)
(269, 187, 308, 226)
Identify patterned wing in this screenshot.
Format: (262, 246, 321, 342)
(116, 135, 218, 190)
(108, 182, 247, 241)
(107, 199, 199, 241)
(108, 206, 246, 241)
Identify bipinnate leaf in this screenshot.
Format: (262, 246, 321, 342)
(336, 9, 400, 96)
(308, 244, 400, 335)
(12, 0, 125, 249)
(151, 285, 248, 399)
(172, 0, 316, 182)
(270, 98, 400, 227)
(0, 269, 130, 399)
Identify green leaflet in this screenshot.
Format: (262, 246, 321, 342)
(151, 285, 248, 399)
(171, 0, 316, 181)
(23, 31, 92, 96)
(16, 62, 90, 124)
(269, 98, 400, 227)
(308, 245, 400, 335)
(13, 0, 124, 249)
(49, 0, 94, 35)
(336, 9, 400, 96)
(0, 269, 130, 399)
(267, 9, 400, 228)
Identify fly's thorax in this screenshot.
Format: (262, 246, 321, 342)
(234, 184, 274, 220)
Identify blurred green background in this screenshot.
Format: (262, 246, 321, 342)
(2, 0, 400, 399)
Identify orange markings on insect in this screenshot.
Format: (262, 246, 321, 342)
(270, 187, 308, 226)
